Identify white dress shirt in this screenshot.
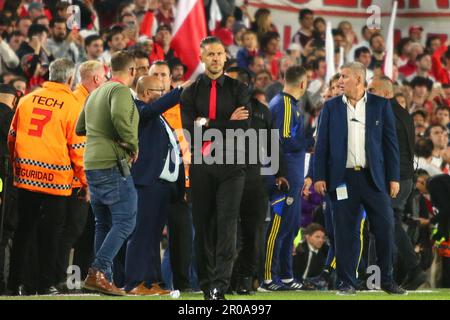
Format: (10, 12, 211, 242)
(343, 93, 367, 168)
(302, 243, 319, 280)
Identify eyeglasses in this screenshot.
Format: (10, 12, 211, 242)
(147, 88, 165, 95)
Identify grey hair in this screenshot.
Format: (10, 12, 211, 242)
(49, 58, 75, 84)
(340, 61, 366, 83)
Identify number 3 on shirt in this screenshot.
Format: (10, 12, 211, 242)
(28, 107, 52, 137)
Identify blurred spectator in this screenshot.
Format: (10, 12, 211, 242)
(369, 33, 385, 70)
(354, 47, 373, 81)
(286, 43, 301, 65)
(409, 76, 434, 114)
(424, 124, 448, 168)
(415, 138, 442, 177)
(347, 25, 375, 63)
(251, 8, 277, 44)
(434, 106, 450, 137)
(101, 26, 126, 65)
(120, 12, 139, 47)
(406, 53, 435, 82)
(432, 40, 450, 85)
(27, 2, 46, 21)
(154, 24, 177, 62)
(399, 42, 423, 79)
(47, 18, 81, 63)
(397, 37, 413, 68)
(293, 223, 328, 281)
(169, 58, 186, 87)
(236, 30, 258, 69)
(34, 15, 50, 29)
(259, 31, 282, 80)
(10, 77, 27, 95)
(0, 31, 19, 75)
(8, 31, 25, 52)
(338, 20, 357, 56)
(254, 70, 272, 91)
(292, 8, 314, 48)
(312, 17, 325, 48)
(409, 25, 424, 44)
(213, 15, 235, 48)
(16, 16, 32, 38)
(265, 55, 295, 103)
(155, 0, 176, 28)
(131, 50, 151, 91)
(426, 35, 442, 55)
(248, 55, 265, 77)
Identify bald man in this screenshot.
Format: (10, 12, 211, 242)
(123, 75, 187, 295)
(368, 76, 426, 290)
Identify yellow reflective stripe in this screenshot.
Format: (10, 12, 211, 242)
(330, 257, 336, 270)
(283, 96, 292, 138)
(356, 218, 365, 278)
(264, 215, 281, 280)
(283, 96, 288, 137)
(271, 197, 286, 206)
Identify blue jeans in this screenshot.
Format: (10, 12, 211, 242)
(86, 167, 137, 281)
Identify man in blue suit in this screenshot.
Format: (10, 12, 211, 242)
(313, 62, 406, 295)
(123, 75, 188, 295)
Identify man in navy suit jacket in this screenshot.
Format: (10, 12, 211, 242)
(123, 75, 187, 295)
(313, 62, 405, 295)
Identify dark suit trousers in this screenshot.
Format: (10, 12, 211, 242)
(391, 179, 419, 276)
(168, 190, 194, 290)
(234, 166, 269, 278)
(9, 189, 67, 291)
(190, 163, 245, 293)
(331, 169, 394, 288)
(55, 188, 89, 284)
(124, 180, 171, 291)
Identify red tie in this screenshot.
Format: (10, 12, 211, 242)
(202, 80, 217, 156)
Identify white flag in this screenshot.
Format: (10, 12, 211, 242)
(384, 1, 398, 79)
(325, 21, 336, 84)
(209, 0, 222, 31)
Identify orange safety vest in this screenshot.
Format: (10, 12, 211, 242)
(71, 83, 90, 189)
(8, 81, 87, 196)
(163, 103, 191, 188)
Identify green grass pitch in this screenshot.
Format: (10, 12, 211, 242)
(0, 290, 449, 300)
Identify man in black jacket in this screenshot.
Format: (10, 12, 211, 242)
(368, 76, 426, 290)
(225, 66, 288, 295)
(0, 84, 20, 294)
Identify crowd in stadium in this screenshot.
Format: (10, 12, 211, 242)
(0, 0, 449, 299)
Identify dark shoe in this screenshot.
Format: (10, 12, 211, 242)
(336, 282, 356, 296)
(381, 282, 407, 295)
(203, 290, 212, 300)
(210, 288, 226, 300)
(38, 286, 60, 295)
(401, 269, 427, 291)
(282, 280, 304, 291)
(236, 277, 254, 295)
(83, 268, 125, 296)
(14, 284, 34, 296)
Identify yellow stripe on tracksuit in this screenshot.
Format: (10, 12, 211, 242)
(356, 218, 366, 278)
(264, 215, 281, 280)
(283, 96, 291, 138)
(329, 217, 365, 272)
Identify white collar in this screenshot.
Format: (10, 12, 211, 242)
(307, 243, 319, 254)
(342, 92, 367, 106)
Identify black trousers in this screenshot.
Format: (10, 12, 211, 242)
(234, 166, 268, 279)
(55, 188, 89, 284)
(168, 189, 193, 290)
(72, 206, 95, 280)
(191, 164, 245, 293)
(391, 179, 418, 280)
(9, 189, 67, 291)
